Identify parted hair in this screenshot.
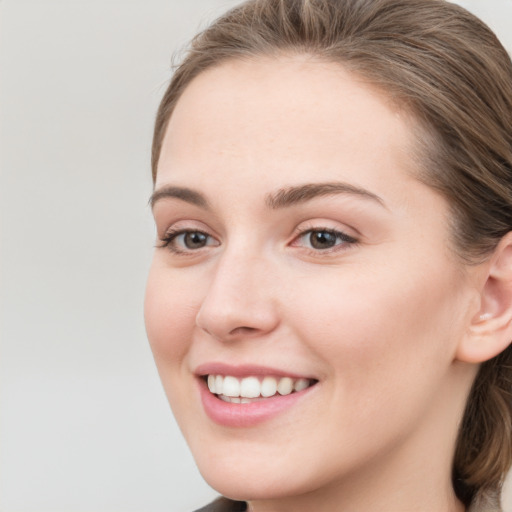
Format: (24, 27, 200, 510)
(151, 0, 512, 507)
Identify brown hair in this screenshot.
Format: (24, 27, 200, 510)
(151, 0, 512, 506)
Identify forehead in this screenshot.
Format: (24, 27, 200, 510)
(157, 55, 418, 200)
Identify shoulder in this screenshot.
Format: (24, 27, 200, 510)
(194, 497, 247, 512)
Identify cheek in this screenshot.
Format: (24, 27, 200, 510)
(144, 264, 198, 366)
(291, 258, 468, 406)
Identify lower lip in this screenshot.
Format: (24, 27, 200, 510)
(198, 379, 316, 428)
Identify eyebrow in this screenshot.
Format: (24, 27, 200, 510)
(149, 185, 210, 210)
(150, 181, 385, 210)
(265, 182, 386, 209)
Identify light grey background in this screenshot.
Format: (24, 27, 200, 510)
(1, 1, 511, 511)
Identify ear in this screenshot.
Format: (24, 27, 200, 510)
(456, 232, 512, 364)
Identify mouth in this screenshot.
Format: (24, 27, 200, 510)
(195, 363, 319, 427)
(203, 374, 317, 404)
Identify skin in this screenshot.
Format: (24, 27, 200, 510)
(144, 56, 486, 512)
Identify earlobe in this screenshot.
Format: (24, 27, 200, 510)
(456, 232, 512, 364)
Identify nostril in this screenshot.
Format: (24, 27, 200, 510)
(229, 326, 258, 336)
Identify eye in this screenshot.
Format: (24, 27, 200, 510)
(159, 229, 219, 254)
(294, 228, 357, 251)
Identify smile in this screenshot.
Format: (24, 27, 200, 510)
(197, 369, 319, 427)
(206, 374, 314, 403)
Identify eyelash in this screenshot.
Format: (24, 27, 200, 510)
(158, 228, 217, 255)
(292, 227, 358, 254)
(158, 227, 358, 256)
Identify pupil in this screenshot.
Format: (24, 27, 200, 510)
(310, 231, 336, 249)
(185, 232, 207, 249)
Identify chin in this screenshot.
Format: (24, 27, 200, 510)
(199, 465, 307, 503)
(190, 439, 329, 503)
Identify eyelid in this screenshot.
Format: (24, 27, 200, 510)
(158, 225, 220, 255)
(292, 227, 357, 244)
(291, 219, 359, 241)
(289, 224, 359, 254)
(156, 218, 211, 238)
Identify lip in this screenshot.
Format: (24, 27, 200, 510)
(195, 362, 315, 380)
(195, 363, 318, 428)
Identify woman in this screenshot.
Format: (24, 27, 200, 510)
(144, 0, 512, 510)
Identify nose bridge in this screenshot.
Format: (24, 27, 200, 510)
(195, 244, 279, 340)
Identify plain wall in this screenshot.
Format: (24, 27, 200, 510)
(1, 1, 511, 511)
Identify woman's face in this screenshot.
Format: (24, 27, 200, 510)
(145, 57, 479, 505)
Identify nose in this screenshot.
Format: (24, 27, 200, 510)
(195, 251, 280, 342)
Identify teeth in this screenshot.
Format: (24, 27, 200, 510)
(294, 378, 309, 392)
(215, 375, 223, 394)
(207, 375, 216, 393)
(218, 396, 252, 404)
(240, 376, 260, 398)
(206, 374, 313, 400)
(277, 377, 293, 395)
(261, 376, 277, 397)
(223, 376, 240, 397)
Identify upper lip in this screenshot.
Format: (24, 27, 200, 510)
(194, 362, 316, 380)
